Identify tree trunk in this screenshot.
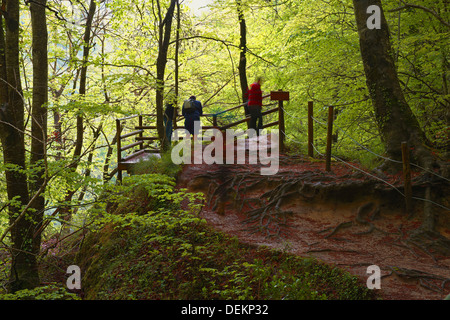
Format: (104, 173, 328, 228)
(60, 0, 96, 230)
(353, 0, 449, 236)
(73, 0, 96, 163)
(29, 0, 48, 260)
(236, 0, 249, 123)
(0, 15, 7, 106)
(0, 0, 39, 292)
(156, 0, 176, 150)
(174, 0, 180, 122)
(352, 0, 434, 171)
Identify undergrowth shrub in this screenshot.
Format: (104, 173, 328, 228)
(130, 150, 181, 179)
(0, 283, 80, 300)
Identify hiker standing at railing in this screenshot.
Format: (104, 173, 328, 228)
(182, 95, 203, 141)
(247, 77, 263, 137)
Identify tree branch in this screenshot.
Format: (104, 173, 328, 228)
(169, 35, 276, 66)
(389, 2, 450, 28)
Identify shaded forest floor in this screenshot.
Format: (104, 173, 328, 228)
(177, 142, 450, 300)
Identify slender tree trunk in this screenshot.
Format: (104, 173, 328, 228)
(0, 16, 7, 106)
(174, 0, 180, 121)
(60, 0, 96, 230)
(103, 132, 117, 182)
(74, 122, 103, 214)
(156, 0, 176, 149)
(237, 0, 248, 109)
(73, 0, 96, 163)
(352, 0, 434, 170)
(0, 0, 38, 292)
(29, 0, 48, 260)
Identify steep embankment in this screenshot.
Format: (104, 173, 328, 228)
(177, 153, 450, 300)
(74, 175, 377, 300)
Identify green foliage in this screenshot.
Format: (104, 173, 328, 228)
(1, 0, 446, 301)
(129, 151, 182, 179)
(90, 171, 204, 230)
(76, 176, 376, 300)
(0, 247, 11, 291)
(2, 0, 446, 246)
(0, 283, 80, 300)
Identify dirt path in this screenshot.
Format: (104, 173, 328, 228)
(177, 152, 450, 300)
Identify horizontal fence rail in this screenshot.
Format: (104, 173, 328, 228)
(114, 91, 289, 182)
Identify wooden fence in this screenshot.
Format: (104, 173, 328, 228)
(114, 90, 289, 182)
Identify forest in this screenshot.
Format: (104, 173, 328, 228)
(0, 0, 449, 303)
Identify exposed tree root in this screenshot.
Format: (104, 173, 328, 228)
(187, 161, 449, 251)
(195, 170, 305, 239)
(408, 229, 450, 257)
(387, 266, 450, 294)
(306, 248, 360, 254)
(317, 200, 450, 263)
(319, 221, 354, 239)
(179, 159, 450, 299)
(318, 202, 391, 239)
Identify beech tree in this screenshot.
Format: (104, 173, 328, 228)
(59, 0, 97, 230)
(352, 0, 450, 236)
(29, 0, 48, 270)
(352, 0, 441, 172)
(0, 0, 38, 291)
(237, 0, 248, 108)
(155, 0, 176, 148)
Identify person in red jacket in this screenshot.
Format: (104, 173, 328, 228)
(247, 77, 263, 136)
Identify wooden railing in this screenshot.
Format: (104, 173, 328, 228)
(115, 114, 159, 182)
(114, 90, 289, 181)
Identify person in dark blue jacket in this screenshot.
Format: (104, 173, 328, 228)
(182, 95, 203, 141)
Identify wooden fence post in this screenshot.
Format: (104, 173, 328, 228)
(139, 115, 144, 150)
(308, 101, 314, 158)
(278, 100, 285, 152)
(116, 119, 122, 183)
(325, 106, 334, 172)
(401, 141, 412, 215)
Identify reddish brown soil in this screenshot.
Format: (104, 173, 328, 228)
(177, 149, 450, 300)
